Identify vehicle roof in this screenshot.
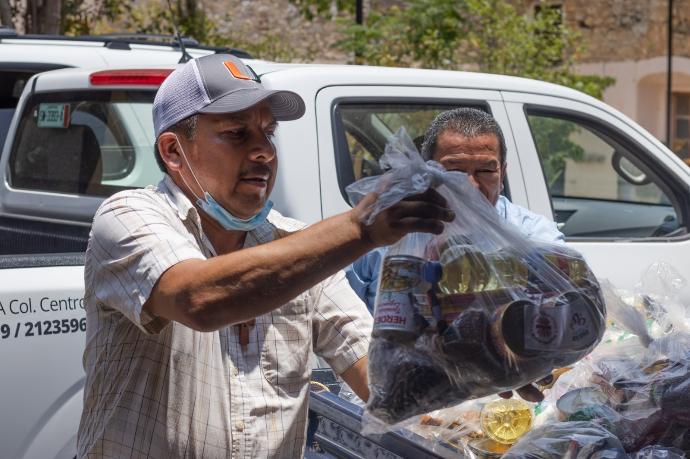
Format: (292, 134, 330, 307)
(24, 61, 287, 91)
(0, 39, 218, 67)
(15, 60, 685, 186)
(27, 62, 671, 161)
(0, 33, 623, 115)
(27, 61, 601, 105)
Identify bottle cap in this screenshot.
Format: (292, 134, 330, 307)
(423, 261, 443, 284)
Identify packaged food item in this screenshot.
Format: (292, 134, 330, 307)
(480, 398, 533, 445)
(468, 437, 511, 459)
(348, 128, 606, 428)
(538, 266, 690, 454)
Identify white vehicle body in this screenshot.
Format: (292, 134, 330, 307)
(1, 48, 689, 458)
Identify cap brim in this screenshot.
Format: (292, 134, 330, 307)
(198, 88, 305, 121)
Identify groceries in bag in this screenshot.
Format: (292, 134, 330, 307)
(347, 128, 606, 427)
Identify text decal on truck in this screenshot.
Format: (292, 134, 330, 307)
(1, 318, 86, 339)
(0, 296, 86, 339)
(0, 296, 85, 315)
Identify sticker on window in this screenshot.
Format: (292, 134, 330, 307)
(36, 103, 70, 128)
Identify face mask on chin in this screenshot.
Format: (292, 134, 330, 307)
(173, 134, 273, 232)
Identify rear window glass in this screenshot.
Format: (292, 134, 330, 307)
(8, 90, 161, 197)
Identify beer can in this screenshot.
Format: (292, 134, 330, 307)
(495, 291, 604, 359)
(373, 255, 429, 339)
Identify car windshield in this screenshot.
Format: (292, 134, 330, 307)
(8, 90, 161, 197)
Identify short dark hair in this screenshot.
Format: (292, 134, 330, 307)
(153, 114, 199, 172)
(420, 108, 507, 165)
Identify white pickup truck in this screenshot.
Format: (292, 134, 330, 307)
(1, 56, 689, 458)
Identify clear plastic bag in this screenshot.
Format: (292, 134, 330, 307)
(347, 128, 607, 428)
(632, 446, 687, 459)
(402, 396, 539, 457)
(501, 421, 628, 458)
(542, 264, 690, 454)
(402, 399, 485, 457)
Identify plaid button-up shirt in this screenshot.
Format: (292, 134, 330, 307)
(77, 175, 373, 458)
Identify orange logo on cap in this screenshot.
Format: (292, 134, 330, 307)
(224, 61, 252, 80)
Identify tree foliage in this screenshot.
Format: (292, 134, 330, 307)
(289, 0, 354, 21)
(59, 0, 317, 62)
(333, 0, 614, 100)
(337, 0, 464, 68)
(61, 0, 126, 35)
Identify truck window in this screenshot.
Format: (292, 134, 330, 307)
(526, 110, 687, 239)
(333, 102, 487, 200)
(0, 70, 33, 151)
(8, 90, 161, 197)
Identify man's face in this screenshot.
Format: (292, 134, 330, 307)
(432, 130, 505, 206)
(180, 102, 277, 219)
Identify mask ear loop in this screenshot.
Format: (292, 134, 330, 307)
(174, 134, 207, 202)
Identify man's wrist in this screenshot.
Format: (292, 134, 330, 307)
(347, 209, 377, 253)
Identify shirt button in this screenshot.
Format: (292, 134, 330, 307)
(235, 421, 245, 432)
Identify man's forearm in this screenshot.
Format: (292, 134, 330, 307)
(340, 356, 370, 402)
(146, 211, 375, 331)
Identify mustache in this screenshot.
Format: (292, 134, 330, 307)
(240, 164, 273, 179)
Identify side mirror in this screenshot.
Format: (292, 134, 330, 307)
(612, 151, 651, 186)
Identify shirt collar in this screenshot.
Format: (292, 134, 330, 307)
(495, 195, 508, 219)
(157, 174, 276, 250)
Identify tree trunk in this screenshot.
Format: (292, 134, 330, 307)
(186, 0, 197, 18)
(0, 0, 12, 28)
(37, 0, 60, 34)
(24, 0, 61, 33)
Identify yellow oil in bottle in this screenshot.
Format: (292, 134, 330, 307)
(543, 251, 589, 285)
(438, 247, 528, 295)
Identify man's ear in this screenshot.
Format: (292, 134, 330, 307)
(157, 132, 184, 171)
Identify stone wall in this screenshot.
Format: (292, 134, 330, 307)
(561, 0, 690, 62)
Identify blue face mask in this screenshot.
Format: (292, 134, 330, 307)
(197, 192, 273, 232)
(174, 135, 273, 232)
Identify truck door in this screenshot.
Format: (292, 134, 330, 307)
(314, 86, 525, 218)
(503, 91, 690, 291)
(0, 73, 163, 459)
(0, 256, 86, 459)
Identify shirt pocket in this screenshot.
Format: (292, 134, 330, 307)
(260, 293, 312, 395)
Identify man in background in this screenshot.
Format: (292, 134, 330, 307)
(346, 107, 564, 310)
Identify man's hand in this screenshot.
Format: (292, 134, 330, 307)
(353, 188, 455, 247)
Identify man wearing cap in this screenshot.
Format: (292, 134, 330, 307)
(76, 54, 453, 458)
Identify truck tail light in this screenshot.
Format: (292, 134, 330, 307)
(89, 69, 173, 86)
